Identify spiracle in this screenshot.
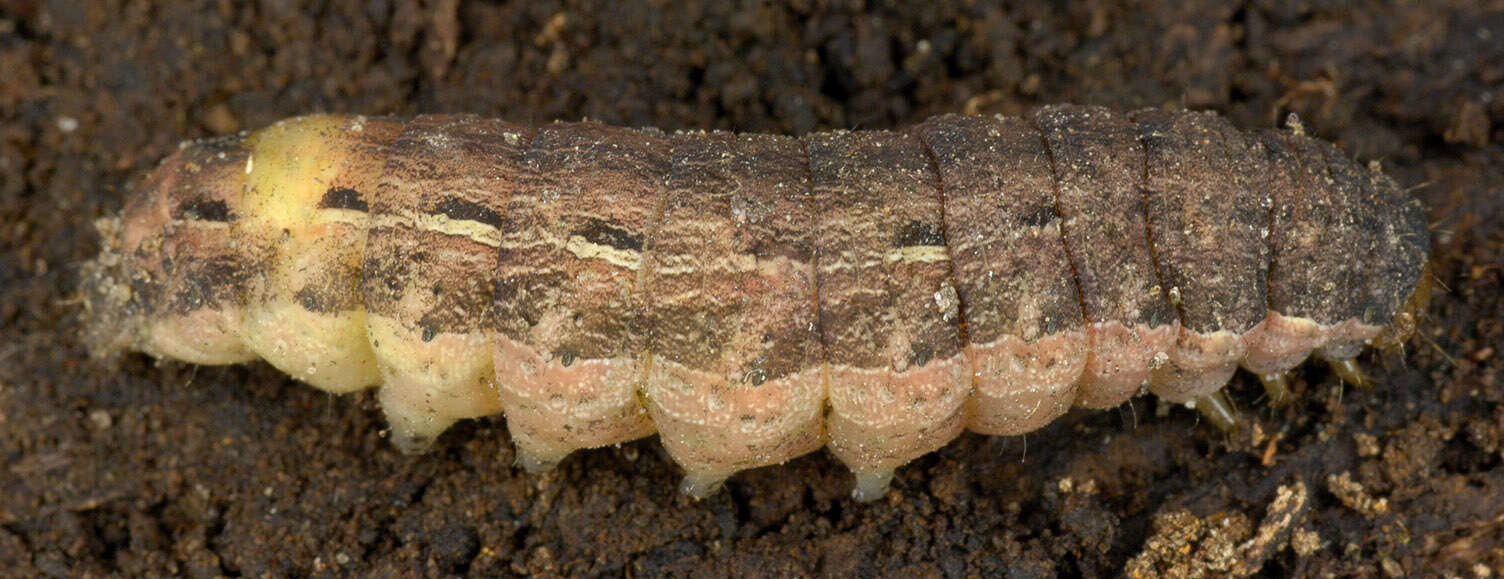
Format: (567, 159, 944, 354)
(82, 105, 1430, 501)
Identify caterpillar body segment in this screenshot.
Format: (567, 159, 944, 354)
(640, 132, 827, 497)
(1029, 108, 1179, 408)
(492, 122, 665, 472)
(1133, 108, 1271, 403)
(239, 115, 403, 394)
(806, 130, 970, 501)
(914, 115, 1089, 436)
(361, 115, 532, 452)
(97, 134, 256, 366)
(84, 105, 1431, 501)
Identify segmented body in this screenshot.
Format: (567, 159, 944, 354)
(84, 105, 1430, 500)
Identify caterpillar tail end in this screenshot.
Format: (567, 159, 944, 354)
(850, 470, 896, 503)
(80, 217, 147, 361)
(1190, 390, 1240, 431)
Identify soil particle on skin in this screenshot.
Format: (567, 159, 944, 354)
(2, 0, 1502, 575)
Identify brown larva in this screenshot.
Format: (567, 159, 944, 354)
(82, 104, 1430, 501)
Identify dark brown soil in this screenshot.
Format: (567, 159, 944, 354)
(3, 1, 1501, 576)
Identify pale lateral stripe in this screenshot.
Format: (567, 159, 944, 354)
(170, 219, 230, 230)
(887, 245, 950, 265)
(654, 254, 810, 277)
(817, 245, 951, 274)
(654, 254, 698, 268)
(497, 237, 562, 251)
(313, 208, 368, 227)
(564, 234, 643, 270)
(370, 211, 503, 247)
(654, 252, 757, 276)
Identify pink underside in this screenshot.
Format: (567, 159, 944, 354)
(491, 337, 654, 467)
(1148, 326, 1248, 404)
(964, 329, 1088, 436)
(1074, 321, 1179, 409)
(825, 355, 970, 474)
(396, 308, 1386, 484)
(1240, 311, 1383, 377)
(642, 359, 825, 481)
(1240, 311, 1324, 376)
(1314, 318, 1382, 360)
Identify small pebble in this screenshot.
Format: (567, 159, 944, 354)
(88, 409, 112, 429)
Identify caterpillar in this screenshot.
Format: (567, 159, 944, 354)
(82, 105, 1430, 501)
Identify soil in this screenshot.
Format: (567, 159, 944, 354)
(2, 0, 1502, 576)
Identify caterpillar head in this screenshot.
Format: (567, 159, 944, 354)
(82, 135, 256, 365)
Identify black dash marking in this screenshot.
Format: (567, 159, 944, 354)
(318, 187, 368, 211)
(1018, 203, 1058, 228)
(896, 220, 946, 248)
(908, 345, 934, 368)
(172, 198, 233, 222)
(573, 218, 643, 252)
(293, 284, 329, 311)
(430, 196, 502, 228)
(749, 237, 813, 262)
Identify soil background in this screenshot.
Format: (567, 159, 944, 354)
(2, 0, 1502, 576)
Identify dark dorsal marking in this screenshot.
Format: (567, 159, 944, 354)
(172, 198, 233, 222)
(573, 218, 643, 251)
(748, 237, 814, 262)
(908, 345, 934, 368)
(1018, 203, 1058, 228)
(318, 187, 368, 211)
(295, 286, 331, 313)
(896, 220, 945, 248)
(430, 196, 503, 228)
